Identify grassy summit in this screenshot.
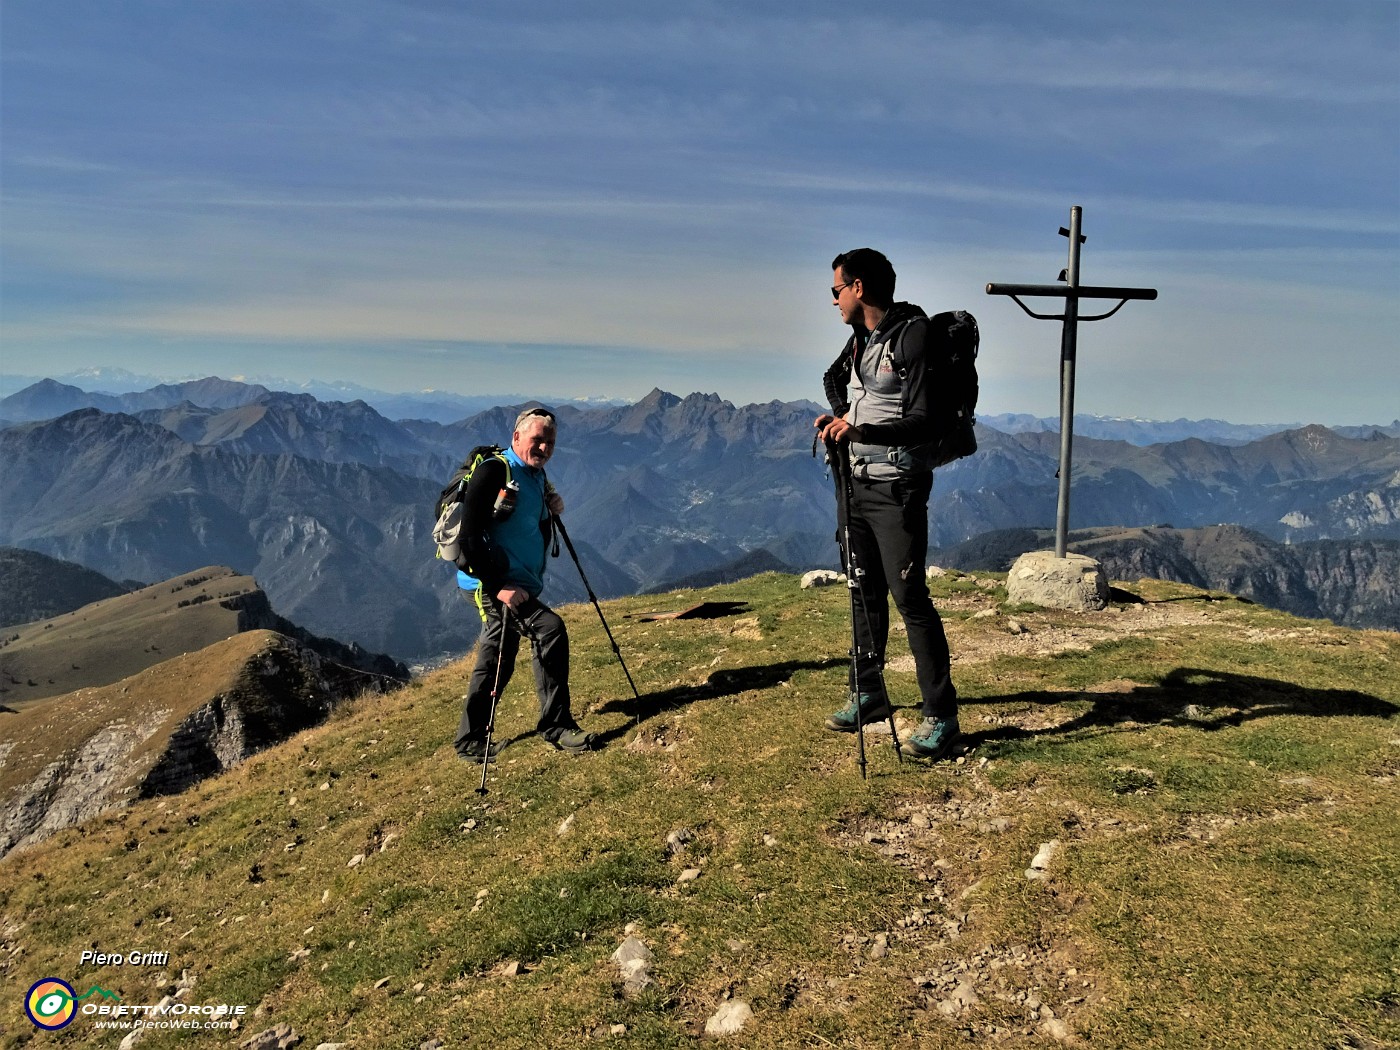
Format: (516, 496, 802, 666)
(2, 572, 1396, 1049)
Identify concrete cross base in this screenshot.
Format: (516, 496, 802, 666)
(1006, 550, 1109, 612)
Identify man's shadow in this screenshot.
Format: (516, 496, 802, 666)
(961, 666, 1398, 753)
(491, 657, 845, 750)
(584, 657, 846, 748)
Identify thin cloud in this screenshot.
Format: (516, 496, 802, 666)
(737, 170, 1400, 237)
(189, 193, 753, 218)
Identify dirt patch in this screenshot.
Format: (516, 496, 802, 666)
(626, 722, 690, 753)
(728, 617, 764, 641)
(827, 763, 1106, 1043)
(936, 595, 1225, 667)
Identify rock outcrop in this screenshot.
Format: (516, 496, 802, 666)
(0, 630, 399, 859)
(0, 565, 404, 709)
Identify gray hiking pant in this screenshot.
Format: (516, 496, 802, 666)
(455, 591, 577, 752)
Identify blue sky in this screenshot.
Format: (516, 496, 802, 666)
(2, 1, 1397, 423)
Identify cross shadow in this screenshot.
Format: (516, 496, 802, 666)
(586, 657, 846, 747)
(960, 666, 1398, 754)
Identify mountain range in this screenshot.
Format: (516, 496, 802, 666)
(1, 377, 1396, 660)
(7, 371, 1394, 442)
(936, 525, 1400, 631)
(980, 412, 1400, 445)
(0, 373, 629, 425)
(0, 546, 135, 627)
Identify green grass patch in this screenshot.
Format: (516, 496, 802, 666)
(2, 572, 1396, 1049)
(465, 845, 669, 968)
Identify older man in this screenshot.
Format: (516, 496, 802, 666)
(452, 407, 595, 761)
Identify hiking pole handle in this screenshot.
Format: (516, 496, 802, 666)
(825, 434, 854, 485)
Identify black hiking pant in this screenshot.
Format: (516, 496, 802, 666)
(455, 591, 578, 752)
(838, 471, 958, 721)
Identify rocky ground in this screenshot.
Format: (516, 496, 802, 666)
(801, 570, 1386, 1045)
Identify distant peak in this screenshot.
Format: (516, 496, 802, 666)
(636, 388, 681, 409)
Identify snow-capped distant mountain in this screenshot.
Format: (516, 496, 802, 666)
(53, 366, 169, 393)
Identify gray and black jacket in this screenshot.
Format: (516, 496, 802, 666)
(822, 301, 935, 480)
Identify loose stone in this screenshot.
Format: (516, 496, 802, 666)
(704, 1000, 754, 1036)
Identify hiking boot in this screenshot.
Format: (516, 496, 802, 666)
(824, 692, 893, 732)
(457, 738, 503, 764)
(546, 728, 595, 754)
(907, 717, 960, 760)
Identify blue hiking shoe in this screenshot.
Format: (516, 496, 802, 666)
(907, 717, 960, 760)
(824, 692, 893, 732)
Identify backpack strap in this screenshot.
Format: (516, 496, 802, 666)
(543, 475, 561, 558)
(883, 313, 925, 419)
(474, 445, 512, 488)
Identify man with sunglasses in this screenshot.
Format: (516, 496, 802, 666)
(814, 248, 960, 761)
(452, 407, 596, 761)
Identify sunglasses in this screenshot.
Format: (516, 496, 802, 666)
(514, 406, 557, 431)
(831, 281, 853, 299)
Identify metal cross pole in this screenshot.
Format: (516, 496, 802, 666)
(986, 205, 1157, 557)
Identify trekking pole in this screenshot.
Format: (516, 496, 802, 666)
(476, 605, 518, 796)
(832, 442, 869, 780)
(551, 515, 641, 701)
(830, 442, 904, 777)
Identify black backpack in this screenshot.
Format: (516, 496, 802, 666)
(891, 310, 979, 468)
(432, 445, 513, 567)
